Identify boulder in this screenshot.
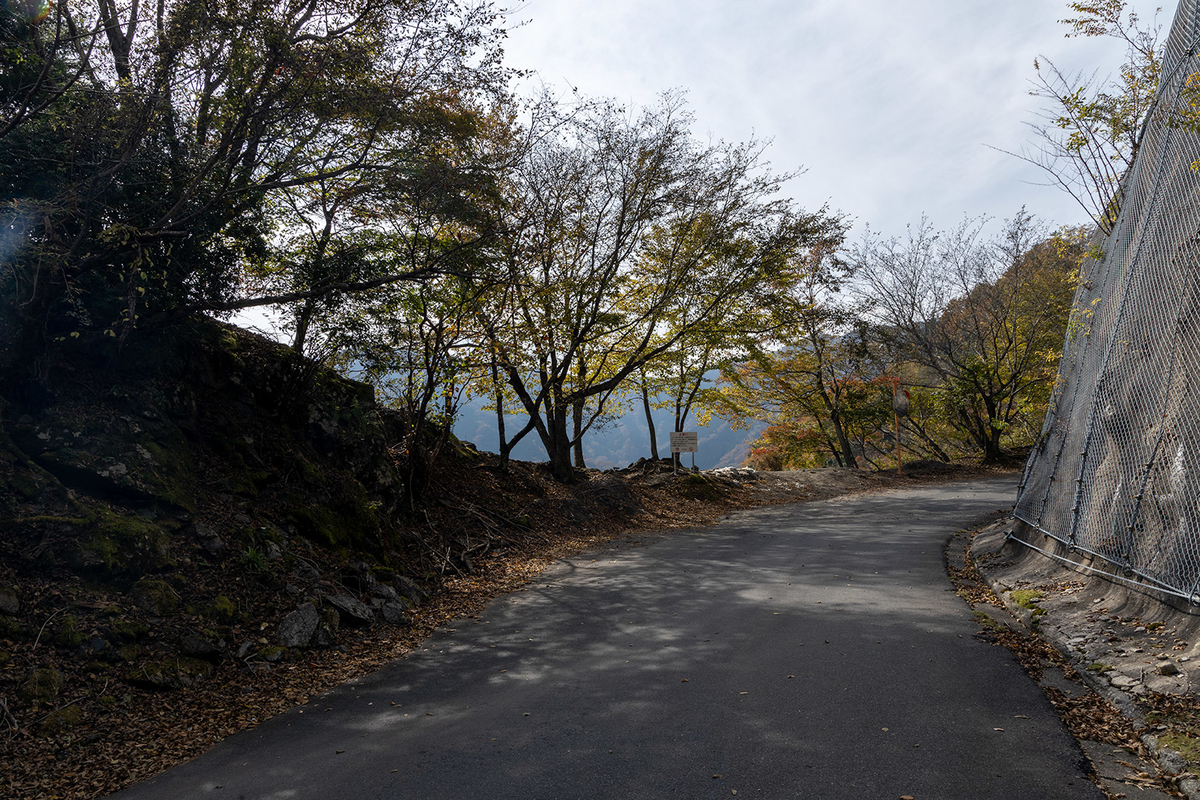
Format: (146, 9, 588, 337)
(380, 601, 409, 626)
(393, 576, 428, 607)
(341, 561, 377, 592)
(11, 406, 197, 512)
(193, 522, 225, 556)
(75, 513, 174, 575)
(311, 624, 336, 648)
(326, 594, 374, 627)
(291, 562, 321, 584)
(371, 584, 400, 603)
(276, 603, 319, 648)
(179, 634, 222, 662)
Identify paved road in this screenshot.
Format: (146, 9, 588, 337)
(113, 477, 1103, 799)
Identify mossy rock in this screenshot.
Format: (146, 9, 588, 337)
(1010, 589, 1046, 617)
(1160, 733, 1200, 764)
(38, 704, 84, 737)
(450, 436, 482, 462)
(205, 595, 237, 622)
(257, 645, 287, 663)
(118, 644, 146, 663)
(77, 511, 174, 575)
(109, 618, 149, 642)
(133, 440, 198, 510)
(0, 615, 31, 641)
(290, 500, 381, 553)
(294, 458, 324, 487)
(54, 615, 85, 650)
(130, 578, 178, 616)
(21, 405, 198, 512)
(290, 506, 346, 549)
(19, 667, 63, 707)
(126, 655, 213, 690)
(11, 471, 43, 500)
(207, 439, 269, 497)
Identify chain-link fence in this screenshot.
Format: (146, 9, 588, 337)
(1014, 0, 1200, 602)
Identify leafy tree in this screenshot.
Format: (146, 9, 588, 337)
(853, 212, 1083, 463)
(714, 318, 888, 470)
(627, 221, 787, 467)
(336, 274, 482, 506)
(721, 354, 890, 471)
(1014, 1, 1163, 231)
(0, 0, 510, 379)
(709, 238, 924, 471)
(477, 94, 842, 482)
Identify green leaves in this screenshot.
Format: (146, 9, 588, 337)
(2, 0, 512, 373)
(1025, 1, 1162, 232)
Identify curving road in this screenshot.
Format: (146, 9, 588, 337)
(112, 477, 1103, 799)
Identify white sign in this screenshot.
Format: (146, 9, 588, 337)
(670, 432, 698, 453)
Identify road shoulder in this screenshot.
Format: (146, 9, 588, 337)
(964, 519, 1200, 800)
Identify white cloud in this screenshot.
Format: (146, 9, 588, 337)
(503, 0, 1166, 238)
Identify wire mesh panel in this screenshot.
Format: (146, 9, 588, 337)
(1014, 0, 1200, 601)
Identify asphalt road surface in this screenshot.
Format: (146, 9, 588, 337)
(113, 476, 1104, 799)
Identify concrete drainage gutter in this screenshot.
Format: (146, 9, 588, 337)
(971, 517, 1200, 800)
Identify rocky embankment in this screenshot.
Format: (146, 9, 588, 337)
(0, 318, 474, 753)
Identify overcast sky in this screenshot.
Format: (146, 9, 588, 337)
(500, 0, 1169, 240)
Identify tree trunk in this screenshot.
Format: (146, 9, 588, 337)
(492, 361, 511, 471)
(983, 423, 1005, 464)
(641, 383, 659, 460)
(983, 395, 1006, 463)
(572, 396, 586, 469)
(672, 398, 683, 470)
(546, 408, 575, 482)
(829, 410, 858, 469)
(957, 403, 1004, 463)
(826, 438, 844, 467)
(292, 298, 315, 356)
(572, 358, 587, 468)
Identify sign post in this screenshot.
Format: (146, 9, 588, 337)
(669, 432, 699, 475)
